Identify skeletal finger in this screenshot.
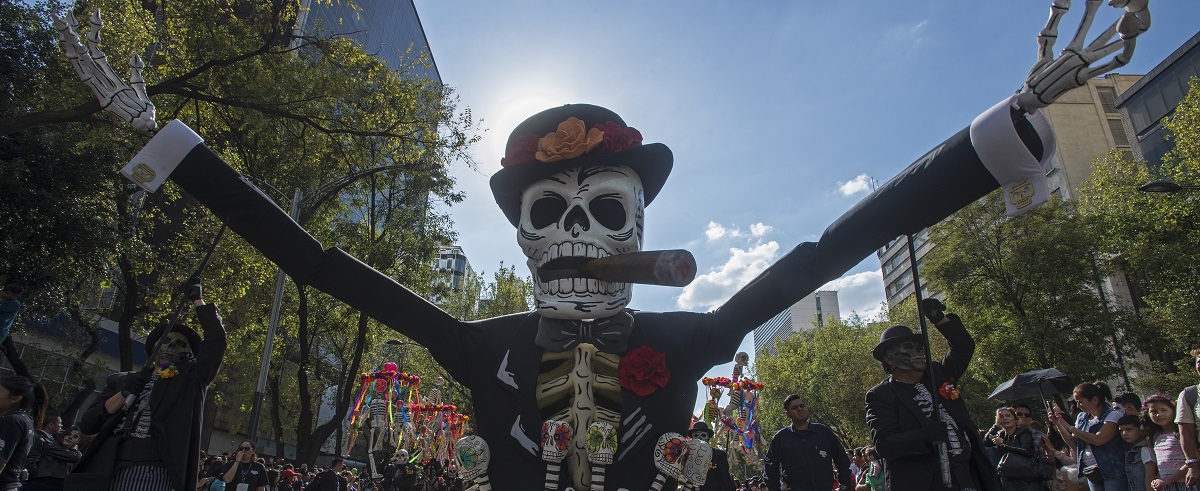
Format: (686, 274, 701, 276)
(1083, 21, 1119, 52)
(1117, 6, 1151, 37)
(1065, 0, 1103, 53)
(1030, 1, 1071, 82)
(129, 54, 150, 102)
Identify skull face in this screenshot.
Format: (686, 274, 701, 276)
(586, 422, 617, 466)
(653, 432, 687, 480)
(454, 435, 490, 481)
(518, 166, 644, 320)
(541, 420, 573, 462)
(886, 340, 927, 372)
(682, 439, 713, 487)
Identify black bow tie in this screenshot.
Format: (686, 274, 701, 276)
(534, 311, 634, 354)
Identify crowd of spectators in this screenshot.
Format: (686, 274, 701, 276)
(195, 450, 464, 491)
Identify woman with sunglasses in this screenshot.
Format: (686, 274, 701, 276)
(221, 441, 268, 491)
(990, 407, 1047, 491)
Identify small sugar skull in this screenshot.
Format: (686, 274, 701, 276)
(653, 432, 688, 480)
(541, 420, 573, 462)
(586, 422, 618, 466)
(454, 435, 490, 481)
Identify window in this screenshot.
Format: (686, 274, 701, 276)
(1108, 119, 1129, 147)
(1097, 86, 1118, 114)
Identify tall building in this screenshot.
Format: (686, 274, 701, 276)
(295, 0, 441, 81)
(876, 75, 1141, 308)
(752, 290, 840, 355)
(1115, 30, 1200, 168)
(436, 245, 472, 293)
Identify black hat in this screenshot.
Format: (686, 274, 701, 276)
(145, 322, 203, 357)
(688, 420, 713, 437)
(871, 325, 925, 361)
(489, 104, 673, 227)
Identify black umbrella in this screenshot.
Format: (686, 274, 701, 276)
(989, 368, 1075, 402)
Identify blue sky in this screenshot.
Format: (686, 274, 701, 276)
(411, 1, 1200, 409)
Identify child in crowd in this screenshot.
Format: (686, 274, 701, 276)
(1142, 394, 1193, 491)
(1119, 414, 1154, 491)
(1116, 392, 1143, 417)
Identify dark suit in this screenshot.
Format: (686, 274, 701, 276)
(864, 315, 999, 491)
(699, 447, 735, 491)
(138, 96, 1050, 489)
(69, 304, 227, 491)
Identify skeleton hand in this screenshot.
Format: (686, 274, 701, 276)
(52, 10, 157, 134)
(1016, 0, 1150, 113)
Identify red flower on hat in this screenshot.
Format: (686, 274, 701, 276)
(501, 134, 539, 167)
(595, 121, 643, 154)
(618, 346, 671, 396)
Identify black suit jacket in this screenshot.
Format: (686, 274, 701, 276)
(144, 98, 1049, 489)
(864, 315, 999, 491)
(71, 304, 227, 491)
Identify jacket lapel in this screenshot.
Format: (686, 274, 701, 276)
(496, 313, 548, 458)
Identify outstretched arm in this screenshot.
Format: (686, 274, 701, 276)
(709, 0, 1152, 344)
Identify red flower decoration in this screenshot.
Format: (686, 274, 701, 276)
(594, 121, 643, 154)
(618, 346, 671, 396)
(501, 134, 539, 167)
(939, 381, 961, 400)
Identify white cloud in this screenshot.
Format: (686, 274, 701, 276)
(705, 221, 773, 241)
(837, 174, 873, 197)
(704, 221, 729, 240)
(676, 241, 780, 311)
(749, 222, 772, 237)
(820, 269, 887, 322)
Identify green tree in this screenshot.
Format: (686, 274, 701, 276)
(753, 316, 887, 449)
(1077, 79, 1200, 394)
(922, 192, 1126, 396)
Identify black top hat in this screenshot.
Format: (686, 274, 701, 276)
(145, 322, 203, 358)
(871, 325, 925, 361)
(688, 420, 713, 436)
(489, 104, 673, 227)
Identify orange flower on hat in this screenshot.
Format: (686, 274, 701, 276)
(535, 117, 604, 162)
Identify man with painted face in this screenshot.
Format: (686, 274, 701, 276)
(69, 281, 228, 491)
(864, 298, 997, 491)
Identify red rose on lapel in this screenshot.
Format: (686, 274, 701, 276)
(618, 346, 670, 396)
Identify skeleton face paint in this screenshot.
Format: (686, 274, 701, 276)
(159, 332, 193, 364)
(886, 340, 926, 372)
(517, 166, 644, 320)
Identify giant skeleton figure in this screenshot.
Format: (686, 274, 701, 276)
(54, 2, 1150, 489)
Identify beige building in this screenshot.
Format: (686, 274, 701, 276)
(1041, 74, 1142, 199)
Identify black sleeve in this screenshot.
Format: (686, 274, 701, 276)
(79, 373, 123, 434)
(0, 416, 22, 464)
(934, 315, 975, 380)
(169, 144, 471, 382)
(194, 304, 227, 386)
(713, 123, 1030, 343)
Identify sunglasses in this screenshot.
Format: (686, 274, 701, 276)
(1014, 412, 1031, 418)
(239, 446, 253, 451)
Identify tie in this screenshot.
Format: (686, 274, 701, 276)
(534, 311, 634, 354)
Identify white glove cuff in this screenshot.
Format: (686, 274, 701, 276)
(121, 119, 204, 192)
(970, 96, 1056, 216)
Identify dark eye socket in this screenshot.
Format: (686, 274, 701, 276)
(589, 195, 626, 230)
(529, 194, 568, 229)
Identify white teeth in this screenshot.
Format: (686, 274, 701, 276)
(574, 243, 586, 256)
(587, 279, 598, 293)
(574, 278, 586, 291)
(548, 280, 558, 294)
(557, 278, 571, 292)
(550, 244, 560, 259)
(587, 244, 598, 258)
